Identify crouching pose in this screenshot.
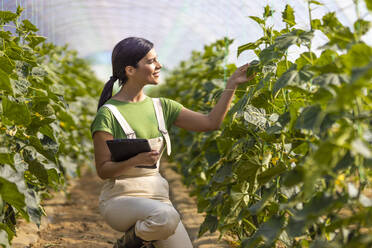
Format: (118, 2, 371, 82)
(91, 37, 254, 248)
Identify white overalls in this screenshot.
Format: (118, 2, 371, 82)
(98, 98, 193, 248)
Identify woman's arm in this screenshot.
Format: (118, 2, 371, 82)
(174, 63, 255, 132)
(93, 131, 160, 179)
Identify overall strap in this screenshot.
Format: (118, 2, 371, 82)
(102, 104, 136, 139)
(152, 98, 171, 156)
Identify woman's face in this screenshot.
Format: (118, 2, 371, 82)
(130, 48, 162, 85)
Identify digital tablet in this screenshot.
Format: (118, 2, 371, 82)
(106, 139, 156, 168)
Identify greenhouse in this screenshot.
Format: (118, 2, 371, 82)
(0, 0, 371, 247)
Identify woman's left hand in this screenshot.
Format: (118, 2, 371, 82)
(227, 63, 256, 87)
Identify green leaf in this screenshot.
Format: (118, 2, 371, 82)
(39, 125, 56, 141)
(0, 55, 15, 75)
(26, 159, 49, 185)
(259, 45, 283, 65)
(243, 105, 267, 129)
(310, 0, 323, 5)
(238, 41, 262, 57)
(28, 135, 58, 163)
(5, 47, 23, 60)
(199, 214, 219, 236)
(0, 153, 15, 166)
(248, 189, 274, 215)
(295, 105, 322, 131)
(295, 52, 316, 69)
(249, 16, 265, 25)
(282, 167, 305, 187)
(25, 35, 46, 48)
(236, 157, 260, 193)
(21, 19, 38, 32)
(263, 5, 273, 18)
(204, 140, 220, 167)
(0, 68, 13, 95)
(282, 4, 295, 27)
(313, 73, 348, 86)
(0, 11, 18, 23)
(354, 19, 371, 36)
(272, 66, 299, 95)
(0, 31, 11, 40)
(311, 19, 322, 30)
(242, 216, 285, 247)
(257, 162, 287, 186)
(0, 166, 26, 215)
(213, 162, 233, 183)
(275, 29, 314, 51)
(2, 96, 31, 125)
(351, 61, 372, 83)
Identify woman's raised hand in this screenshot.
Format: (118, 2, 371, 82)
(227, 63, 256, 87)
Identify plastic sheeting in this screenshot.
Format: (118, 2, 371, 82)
(2, 0, 371, 79)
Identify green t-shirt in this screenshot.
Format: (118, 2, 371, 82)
(90, 96, 183, 139)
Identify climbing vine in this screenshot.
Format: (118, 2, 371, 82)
(154, 2, 372, 247)
(0, 7, 101, 247)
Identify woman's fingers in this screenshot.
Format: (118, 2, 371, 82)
(238, 63, 251, 73)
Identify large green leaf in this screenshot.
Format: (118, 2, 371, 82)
(274, 29, 314, 51)
(0, 166, 27, 217)
(21, 19, 38, 32)
(242, 216, 285, 247)
(2, 96, 31, 125)
(0, 68, 13, 95)
(25, 35, 47, 48)
(199, 214, 219, 236)
(247, 189, 274, 215)
(282, 4, 295, 27)
(257, 162, 287, 186)
(0, 153, 14, 166)
(295, 105, 322, 131)
(213, 162, 233, 183)
(238, 39, 265, 57)
(0, 11, 18, 23)
(272, 66, 299, 95)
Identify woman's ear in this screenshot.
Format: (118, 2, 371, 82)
(124, 66, 136, 77)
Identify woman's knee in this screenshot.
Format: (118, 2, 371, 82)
(137, 206, 180, 240)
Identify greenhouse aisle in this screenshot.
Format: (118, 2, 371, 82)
(12, 160, 230, 248)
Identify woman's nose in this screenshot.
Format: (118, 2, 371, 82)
(156, 61, 163, 69)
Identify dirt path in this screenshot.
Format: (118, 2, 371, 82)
(13, 160, 231, 248)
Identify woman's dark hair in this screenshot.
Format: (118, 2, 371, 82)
(97, 37, 154, 110)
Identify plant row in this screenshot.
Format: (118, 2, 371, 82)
(154, 2, 372, 247)
(0, 7, 101, 247)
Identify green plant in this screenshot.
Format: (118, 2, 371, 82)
(154, 2, 372, 247)
(0, 7, 101, 247)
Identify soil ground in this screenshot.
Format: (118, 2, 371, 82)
(12, 159, 231, 248)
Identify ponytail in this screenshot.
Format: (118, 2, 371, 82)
(97, 76, 117, 111)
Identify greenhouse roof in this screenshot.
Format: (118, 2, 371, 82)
(2, 0, 371, 79)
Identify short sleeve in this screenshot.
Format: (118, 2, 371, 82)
(160, 97, 183, 130)
(90, 107, 114, 138)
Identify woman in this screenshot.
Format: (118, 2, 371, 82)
(90, 37, 254, 248)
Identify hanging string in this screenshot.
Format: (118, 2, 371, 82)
(31, 0, 34, 24)
(223, 36, 229, 86)
(52, 3, 55, 43)
(40, 0, 43, 35)
(223, 1, 230, 87)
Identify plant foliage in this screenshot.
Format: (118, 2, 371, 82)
(154, 2, 372, 247)
(0, 7, 101, 247)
